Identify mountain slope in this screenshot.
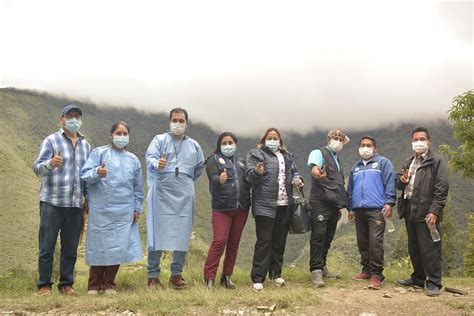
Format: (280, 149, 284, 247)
(0, 88, 472, 275)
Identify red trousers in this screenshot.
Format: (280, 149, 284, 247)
(88, 265, 120, 291)
(203, 209, 248, 280)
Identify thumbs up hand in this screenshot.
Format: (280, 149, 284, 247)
(51, 149, 64, 168)
(158, 151, 167, 170)
(320, 165, 327, 178)
(98, 162, 107, 178)
(219, 168, 228, 184)
(312, 164, 327, 180)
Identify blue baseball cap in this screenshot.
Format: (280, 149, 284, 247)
(61, 104, 82, 117)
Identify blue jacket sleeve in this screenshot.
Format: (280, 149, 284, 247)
(80, 149, 102, 184)
(146, 136, 163, 177)
(193, 142, 205, 182)
(33, 138, 54, 177)
(381, 158, 396, 205)
(133, 157, 145, 214)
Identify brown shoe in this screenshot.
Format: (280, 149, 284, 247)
(60, 285, 77, 296)
(169, 275, 188, 290)
(147, 278, 164, 289)
(37, 286, 52, 296)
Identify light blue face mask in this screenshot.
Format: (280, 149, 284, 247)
(113, 135, 129, 149)
(265, 139, 280, 152)
(221, 144, 236, 157)
(64, 118, 82, 133)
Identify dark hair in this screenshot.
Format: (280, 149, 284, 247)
(214, 132, 238, 154)
(110, 121, 130, 134)
(169, 107, 188, 121)
(257, 127, 286, 152)
(359, 136, 376, 148)
(411, 127, 430, 139)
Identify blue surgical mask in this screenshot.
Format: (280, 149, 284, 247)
(64, 118, 82, 133)
(113, 135, 129, 149)
(221, 144, 236, 157)
(265, 139, 280, 152)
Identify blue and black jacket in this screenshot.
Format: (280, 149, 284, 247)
(347, 154, 396, 211)
(206, 153, 251, 212)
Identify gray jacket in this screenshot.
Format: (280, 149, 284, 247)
(396, 149, 449, 222)
(246, 147, 298, 218)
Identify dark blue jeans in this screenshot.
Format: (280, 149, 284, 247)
(37, 202, 83, 289)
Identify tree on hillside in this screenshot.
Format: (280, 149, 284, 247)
(465, 213, 474, 277)
(440, 90, 474, 178)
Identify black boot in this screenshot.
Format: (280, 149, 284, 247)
(220, 274, 235, 289)
(205, 279, 214, 290)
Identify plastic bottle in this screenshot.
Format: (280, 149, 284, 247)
(425, 215, 441, 242)
(382, 207, 395, 233)
(292, 172, 301, 200)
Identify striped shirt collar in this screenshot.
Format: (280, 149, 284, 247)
(60, 128, 85, 140)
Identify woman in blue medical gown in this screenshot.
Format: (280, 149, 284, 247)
(81, 121, 144, 294)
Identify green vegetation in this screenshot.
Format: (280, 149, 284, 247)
(0, 88, 473, 313)
(440, 90, 474, 178)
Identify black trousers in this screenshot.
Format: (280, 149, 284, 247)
(405, 219, 442, 288)
(251, 206, 291, 283)
(309, 200, 339, 271)
(354, 208, 385, 277)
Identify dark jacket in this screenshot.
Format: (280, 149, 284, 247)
(206, 153, 251, 211)
(396, 149, 449, 222)
(246, 147, 298, 218)
(309, 147, 347, 209)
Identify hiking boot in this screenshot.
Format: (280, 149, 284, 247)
(252, 283, 263, 291)
(322, 266, 338, 279)
(311, 269, 325, 288)
(274, 277, 285, 287)
(425, 283, 440, 297)
(353, 272, 371, 281)
(205, 279, 214, 290)
(147, 278, 164, 289)
(37, 286, 52, 296)
(60, 285, 77, 296)
(397, 278, 424, 288)
(220, 274, 235, 289)
(368, 275, 383, 290)
(169, 275, 188, 290)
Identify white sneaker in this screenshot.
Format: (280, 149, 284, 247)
(252, 283, 264, 291)
(87, 290, 99, 295)
(274, 277, 285, 287)
(104, 289, 117, 295)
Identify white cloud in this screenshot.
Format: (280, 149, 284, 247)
(0, 0, 472, 135)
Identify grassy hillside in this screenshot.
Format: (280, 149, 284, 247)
(0, 87, 473, 278)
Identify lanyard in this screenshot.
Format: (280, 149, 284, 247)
(169, 133, 184, 161)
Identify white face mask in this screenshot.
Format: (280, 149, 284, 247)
(328, 139, 343, 153)
(412, 140, 429, 154)
(265, 139, 280, 152)
(170, 122, 186, 136)
(359, 147, 374, 160)
(221, 144, 236, 157)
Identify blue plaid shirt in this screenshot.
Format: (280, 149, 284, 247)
(33, 128, 91, 208)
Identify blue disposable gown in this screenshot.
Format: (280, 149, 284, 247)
(81, 146, 144, 266)
(146, 132, 204, 252)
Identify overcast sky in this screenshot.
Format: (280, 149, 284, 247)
(0, 0, 472, 135)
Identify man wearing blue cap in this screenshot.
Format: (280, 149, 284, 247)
(33, 104, 91, 296)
